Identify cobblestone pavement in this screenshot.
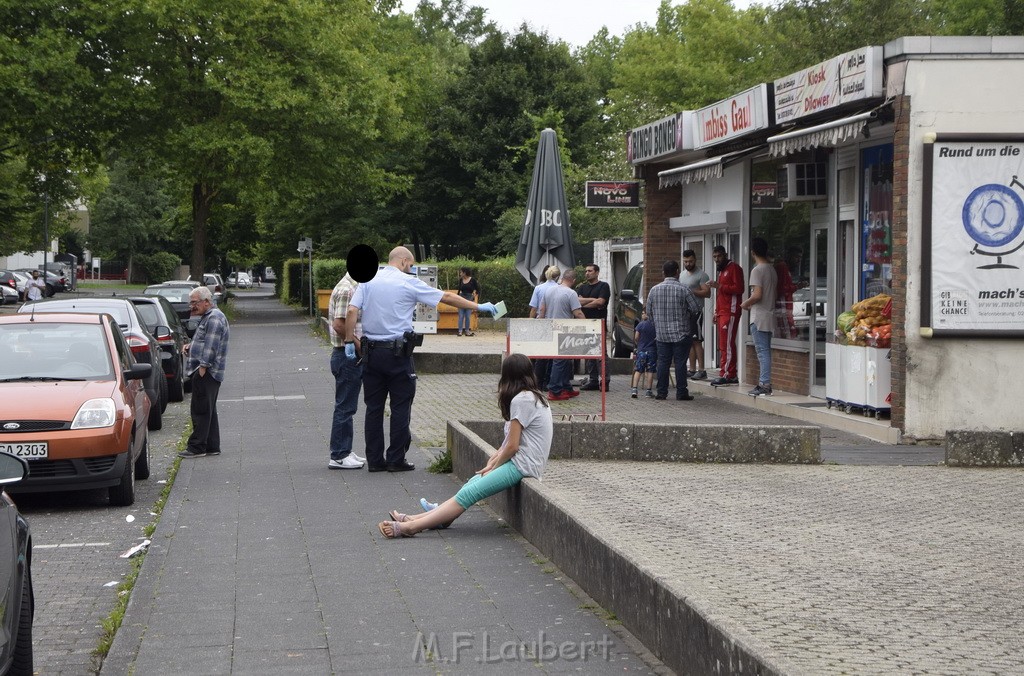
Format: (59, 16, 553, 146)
(541, 461, 1024, 675)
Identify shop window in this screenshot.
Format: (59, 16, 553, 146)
(861, 144, 894, 298)
(751, 158, 812, 342)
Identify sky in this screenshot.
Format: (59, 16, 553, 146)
(399, 0, 667, 48)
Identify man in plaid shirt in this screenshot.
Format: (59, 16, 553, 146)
(180, 286, 231, 457)
(327, 272, 366, 469)
(645, 260, 702, 401)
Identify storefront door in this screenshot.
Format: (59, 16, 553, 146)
(809, 224, 829, 396)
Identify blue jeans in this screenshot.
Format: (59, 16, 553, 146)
(330, 348, 363, 460)
(548, 359, 573, 394)
(457, 307, 472, 332)
(656, 338, 692, 398)
(750, 324, 772, 386)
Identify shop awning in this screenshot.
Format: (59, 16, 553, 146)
(767, 111, 876, 157)
(658, 146, 765, 188)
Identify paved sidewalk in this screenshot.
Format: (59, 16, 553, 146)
(102, 292, 662, 674)
(104, 292, 1006, 675)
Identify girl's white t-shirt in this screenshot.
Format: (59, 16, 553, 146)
(506, 391, 553, 479)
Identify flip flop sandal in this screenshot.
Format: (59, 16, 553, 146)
(378, 520, 412, 539)
(388, 510, 410, 522)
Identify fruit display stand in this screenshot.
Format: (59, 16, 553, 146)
(827, 293, 893, 419)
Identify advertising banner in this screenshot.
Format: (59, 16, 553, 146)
(751, 181, 781, 209)
(924, 136, 1024, 335)
(585, 181, 641, 208)
(627, 112, 690, 164)
(693, 84, 773, 150)
(508, 318, 604, 357)
(774, 46, 883, 125)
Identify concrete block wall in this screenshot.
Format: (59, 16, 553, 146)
(946, 430, 1024, 466)
(449, 421, 788, 676)
(462, 419, 820, 464)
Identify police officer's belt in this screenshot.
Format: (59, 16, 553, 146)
(366, 339, 402, 349)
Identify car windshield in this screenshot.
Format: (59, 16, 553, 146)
(146, 287, 191, 302)
(28, 301, 133, 326)
(0, 324, 114, 381)
(133, 302, 161, 326)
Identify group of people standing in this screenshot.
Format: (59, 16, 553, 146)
(631, 242, 779, 401)
(528, 263, 612, 400)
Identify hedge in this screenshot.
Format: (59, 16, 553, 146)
(289, 256, 581, 319)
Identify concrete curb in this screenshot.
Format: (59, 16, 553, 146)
(946, 430, 1024, 466)
(463, 419, 821, 464)
(449, 420, 790, 675)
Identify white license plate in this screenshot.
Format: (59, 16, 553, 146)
(0, 442, 48, 459)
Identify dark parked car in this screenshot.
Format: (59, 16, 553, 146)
(18, 298, 167, 430)
(0, 283, 17, 306)
(0, 270, 27, 301)
(0, 313, 152, 506)
(126, 295, 188, 402)
(0, 452, 33, 673)
(612, 262, 645, 358)
(143, 284, 195, 327)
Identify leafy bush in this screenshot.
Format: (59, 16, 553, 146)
(135, 252, 181, 284)
(306, 255, 538, 318)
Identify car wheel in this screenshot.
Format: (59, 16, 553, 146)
(158, 369, 169, 412)
(9, 570, 33, 675)
(612, 325, 631, 358)
(134, 432, 151, 480)
(147, 389, 163, 431)
(168, 361, 185, 402)
(109, 448, 136, 506)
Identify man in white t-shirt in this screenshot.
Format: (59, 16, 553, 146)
(26, 270, 46, 301)
(680, 250, 711, 380)
(741, 238, 778, 397)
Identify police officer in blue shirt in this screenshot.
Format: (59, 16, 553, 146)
(345, 246, 500, 472)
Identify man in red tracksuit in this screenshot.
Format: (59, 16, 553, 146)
(708, 245, 744, 385)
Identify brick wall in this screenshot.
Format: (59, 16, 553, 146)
(889, 95, 910, 433)
(643, 165, 682, 289)
(744, 345, 809, 394)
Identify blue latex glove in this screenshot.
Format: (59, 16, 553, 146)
(344, 342, 357, 360)
(477, 302, 498, 317)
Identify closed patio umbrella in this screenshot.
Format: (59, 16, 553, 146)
(515, 128, 576, 286)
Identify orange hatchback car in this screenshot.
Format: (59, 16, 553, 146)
(0, 313, 152, 506)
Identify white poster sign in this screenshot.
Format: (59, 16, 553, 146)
(927, 138, 1024, 334)
(774, 46, 883, 124)
(508, 318, 603, 358)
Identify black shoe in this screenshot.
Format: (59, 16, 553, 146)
(367, 464, 389, 472)
(710, 377, 739, 386)
(207, 450, 221, 456)
(178, 450, 206, 458)
(676, 394, 694, 401)
(654, 394, 667, 400)
(386, 461, 415, 472)
(580, 381, 600, 391)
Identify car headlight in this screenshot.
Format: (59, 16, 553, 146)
(71, 399, 117, 429)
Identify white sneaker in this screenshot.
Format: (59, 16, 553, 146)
(349, 452, 366, 463)
(420, 498, 439, 512)
(329, 455, 364, 470)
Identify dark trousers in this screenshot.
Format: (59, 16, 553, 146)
(362, 345, 416, 467)
(187, 371, 221, 454)
(533, 358, 552, 390)
(656, 338, 693, 398)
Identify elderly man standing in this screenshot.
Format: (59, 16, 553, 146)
(540, 268, 585, 401)
(179, 286, 230, 458)
(529, 265, 559, 390)
(646, 260, 702, 401)
(345, 246, 499, 472)
(327, 272, 366, 470)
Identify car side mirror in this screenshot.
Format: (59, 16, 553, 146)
(0, 453, 28, 485)
(125, 363, 153, 380)
(620, 289, 636, 301)
(154, 325, 171, 339)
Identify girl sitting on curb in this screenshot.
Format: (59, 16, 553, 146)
(378, 353, 553, 538)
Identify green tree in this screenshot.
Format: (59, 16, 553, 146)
(85, 0, 406, 277)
